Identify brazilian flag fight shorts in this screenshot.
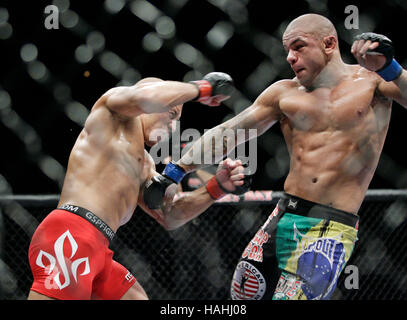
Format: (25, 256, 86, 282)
(230, 193, 359, 300)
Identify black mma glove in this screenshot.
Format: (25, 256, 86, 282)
(190, 72, 234, 103)
(143, 174, 176, 210)
(355, 32, 402, 81)
(143, 161, 187, 210)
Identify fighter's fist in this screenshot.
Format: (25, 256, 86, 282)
(206, 158, 252, 200)
(143, 161, 187, 209)
(143, 174, 177, 210)
(190, 72, 234, 106)
(352, 33, 402, 81)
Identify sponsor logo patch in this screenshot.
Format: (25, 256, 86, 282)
(231, 261, 266, 300)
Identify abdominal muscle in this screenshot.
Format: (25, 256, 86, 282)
(282, 130, 380, 214)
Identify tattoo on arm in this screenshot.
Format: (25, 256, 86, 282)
(179, 109, 262, 171)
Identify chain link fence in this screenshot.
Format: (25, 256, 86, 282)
(1, 0, 407, 302)
(1, 190, 407, 300)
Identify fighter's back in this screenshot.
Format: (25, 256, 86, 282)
(58, 96, 147, 231)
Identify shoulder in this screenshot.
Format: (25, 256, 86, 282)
(90, 88, 135, 122)
(255, 79, 297, 106)
(347, 63, 388, 95)
(260, 79, 298, 97)
(348, 64, 381, 83)
(82, 98, 113, 130)
(265, 79, 298, 92)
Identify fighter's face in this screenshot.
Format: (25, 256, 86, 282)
(283, 30, 326, 87)
(143, 105, 183, 147)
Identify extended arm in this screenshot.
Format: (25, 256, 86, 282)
(139, 158, 249, 230)
(104, 79, 198, 117)
(102, 72, 234, 118)
(175, 82, 285, 173)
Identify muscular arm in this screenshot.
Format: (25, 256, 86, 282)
(377, 69, 407, 108)
(139, 184, 216, 230)
(351, 34, 407, 108)
(176, 81, 285, 173)
(139, 157, 244, 230)
(103, 79, 199, 118)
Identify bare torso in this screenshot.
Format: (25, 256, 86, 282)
(278, 65, 392, 213)
(58, 96, 152, 231)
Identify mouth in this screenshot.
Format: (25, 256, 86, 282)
(294, 67, 305, 75)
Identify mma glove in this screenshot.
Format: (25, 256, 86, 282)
(143, 161, 186, 210)
(190, 72, 234, 103)
(355, 32, 402, 81)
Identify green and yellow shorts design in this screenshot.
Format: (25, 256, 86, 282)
(230, 193, 359, 300)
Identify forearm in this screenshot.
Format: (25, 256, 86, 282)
(176, 111, 255, 173)
(176, 124, 234, 173)
(176, 101, 277, 173)
(162, 187, 215, 230)
(393, 70, 407, 107)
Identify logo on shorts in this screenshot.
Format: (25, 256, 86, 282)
(125, 271, 134, 282)
(288, 199, 298, 209)
(293, 223, 345, 300)
(274, 272, 302, 300)
(35, 230, 90, 290)
(230, 261, 266, 300)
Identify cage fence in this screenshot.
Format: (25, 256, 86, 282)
(1, 190, 407, 300)
(1, 0, 407, 301)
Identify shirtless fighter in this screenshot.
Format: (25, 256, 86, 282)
(163, 14, 407, 300)
(27, 72, 251, 300)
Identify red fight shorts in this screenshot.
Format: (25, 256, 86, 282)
(28, 207, 136, 300)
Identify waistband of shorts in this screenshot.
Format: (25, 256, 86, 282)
(57, 204, 115, 244)
(279, 193, 359, 229)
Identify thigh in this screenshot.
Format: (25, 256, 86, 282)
(273, 214, 357, 300)
(121, 281, 148, 300)
(27, 290, 55, 300)
(230, 205, 283, 300)
(93, 260, 139, 300)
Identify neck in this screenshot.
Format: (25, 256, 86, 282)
(306, 53, 347, 90)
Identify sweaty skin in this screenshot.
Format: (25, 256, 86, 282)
(59, 102, 148, 230)
(28, 78, 244, 300)
(58, 84, 187, 231)
(276, 67, 391, 213)
(177, 14, 407, 214)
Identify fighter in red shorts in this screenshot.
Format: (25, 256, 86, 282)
(28, 73, 250, 300)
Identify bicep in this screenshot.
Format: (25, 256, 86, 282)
(224, 84, 283, 138)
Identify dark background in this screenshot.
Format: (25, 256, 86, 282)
(1, 0, 407, 303)
(1, 0, 406, 195)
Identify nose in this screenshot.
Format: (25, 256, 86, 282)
(286, 49, 297, 65)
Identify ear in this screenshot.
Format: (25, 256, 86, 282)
(323, 35, 337, 53)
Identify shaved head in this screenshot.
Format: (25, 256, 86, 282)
(283, 14, 337, 41)
(282, 14, 342, 87)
